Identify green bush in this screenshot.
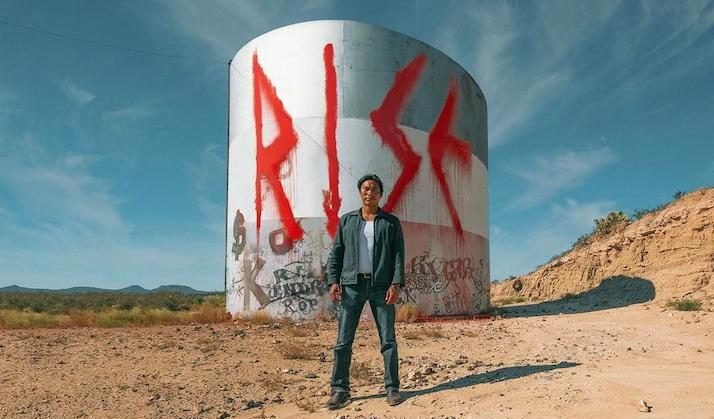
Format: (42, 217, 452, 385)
(593, 211, 630, 236)
(667, 299, 701, 311)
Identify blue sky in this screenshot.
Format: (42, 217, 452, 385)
(0, 0, 712, 291)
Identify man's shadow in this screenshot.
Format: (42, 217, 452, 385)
(352, 361, 578, 401)
(497, 276, 655, 318)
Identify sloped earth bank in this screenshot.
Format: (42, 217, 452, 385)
(491, 188, 714, 308)
(2, 302, 713, 418)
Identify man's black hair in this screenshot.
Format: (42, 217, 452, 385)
(357, 174, 383, 194)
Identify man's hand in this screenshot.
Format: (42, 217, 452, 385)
(329, 284, 341, 302)
(385, 284, 400, 305)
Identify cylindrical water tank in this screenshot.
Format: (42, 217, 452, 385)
(226, 20, 489, 319)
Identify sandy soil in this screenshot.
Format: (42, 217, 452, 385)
(2, 302, 713, 419)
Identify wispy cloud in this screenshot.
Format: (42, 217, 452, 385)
(508, 146, 618, 210)
(0, 135, 126, 236)
(0, 204, 12, 219)
(157, 0, 336, 59)
(185, 143, 226, 235)
(433, 3, 579, 147)
(705, 161, 714, 180)
(551, 198, 618, 232)
(491, 198, 617, 281)
(102, 104, 155, 121)
(60, 80, 95, 105)
(435, 1, 714, 147)
(0, 133, 223, 290)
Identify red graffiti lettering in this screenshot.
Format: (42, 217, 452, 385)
(322, 43, 341, 238)
(253, 52, 304, 244)
(369, 54, 426, 213)
(268, 227, 293, 255)
(428, 78, 472, 236)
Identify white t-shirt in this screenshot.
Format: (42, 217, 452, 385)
(358, 220, 374, 274)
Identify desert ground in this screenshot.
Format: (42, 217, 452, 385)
(1, 300, 713, 419)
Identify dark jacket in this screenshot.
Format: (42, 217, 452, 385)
(327, 207, 405, 288)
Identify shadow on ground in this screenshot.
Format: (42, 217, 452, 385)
(352, 361, 579, 402)
(496, 276, 655, 318)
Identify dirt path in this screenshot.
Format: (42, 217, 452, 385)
(1, 303, 713, 418)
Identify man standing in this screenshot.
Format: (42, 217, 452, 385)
(325, 174, 405, 409)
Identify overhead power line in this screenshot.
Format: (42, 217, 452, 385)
(0, 17, 226, 65)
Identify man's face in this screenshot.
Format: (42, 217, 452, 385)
(360, 180, 382, 206)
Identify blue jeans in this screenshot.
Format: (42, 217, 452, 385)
(331, 280, 400, 392)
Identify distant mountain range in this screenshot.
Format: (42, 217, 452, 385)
(0, 285, 218, 295)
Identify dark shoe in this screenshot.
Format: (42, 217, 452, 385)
(326, 391, 351, 410)
(386, 388, 405, 406)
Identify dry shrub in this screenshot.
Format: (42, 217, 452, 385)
(295, 396, 319, 413)
(277, 341, 315, 360)
(315, 308, 337, 322)
(285, 324, 317, 337)
(259, 374, 291, 392)
(396, 303, 420, 323)
(401, 329, 423, 340)
(423, 326, 445, 339)
(350, 360, 373, 381)
(460, 328, 479, 337)
(667, 299, 702, 311)
(196, 337, 220, 353)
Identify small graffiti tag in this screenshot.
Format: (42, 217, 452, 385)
(267, 253, 327, 317)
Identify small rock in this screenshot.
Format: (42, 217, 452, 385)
(242, 400, 263, 410)
(420, 366, 435, 375)
(638, 400, 652, 413)
(407, 370, 422, 380)
(305, 372, 318, 379)
(217, 413, 230, 419)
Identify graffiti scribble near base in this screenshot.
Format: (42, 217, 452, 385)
(227, 216, 489, 319)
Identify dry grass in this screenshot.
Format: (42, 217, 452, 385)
(492, 296, 527, 306)
(0, 304, 231, 329)
(242, 310, 275, 325)
(396, 303, 420, 323)
(285, 324, 317, 337)
(276, 341, 315, 360)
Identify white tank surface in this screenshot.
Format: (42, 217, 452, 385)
(227, 20, 489, 320)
